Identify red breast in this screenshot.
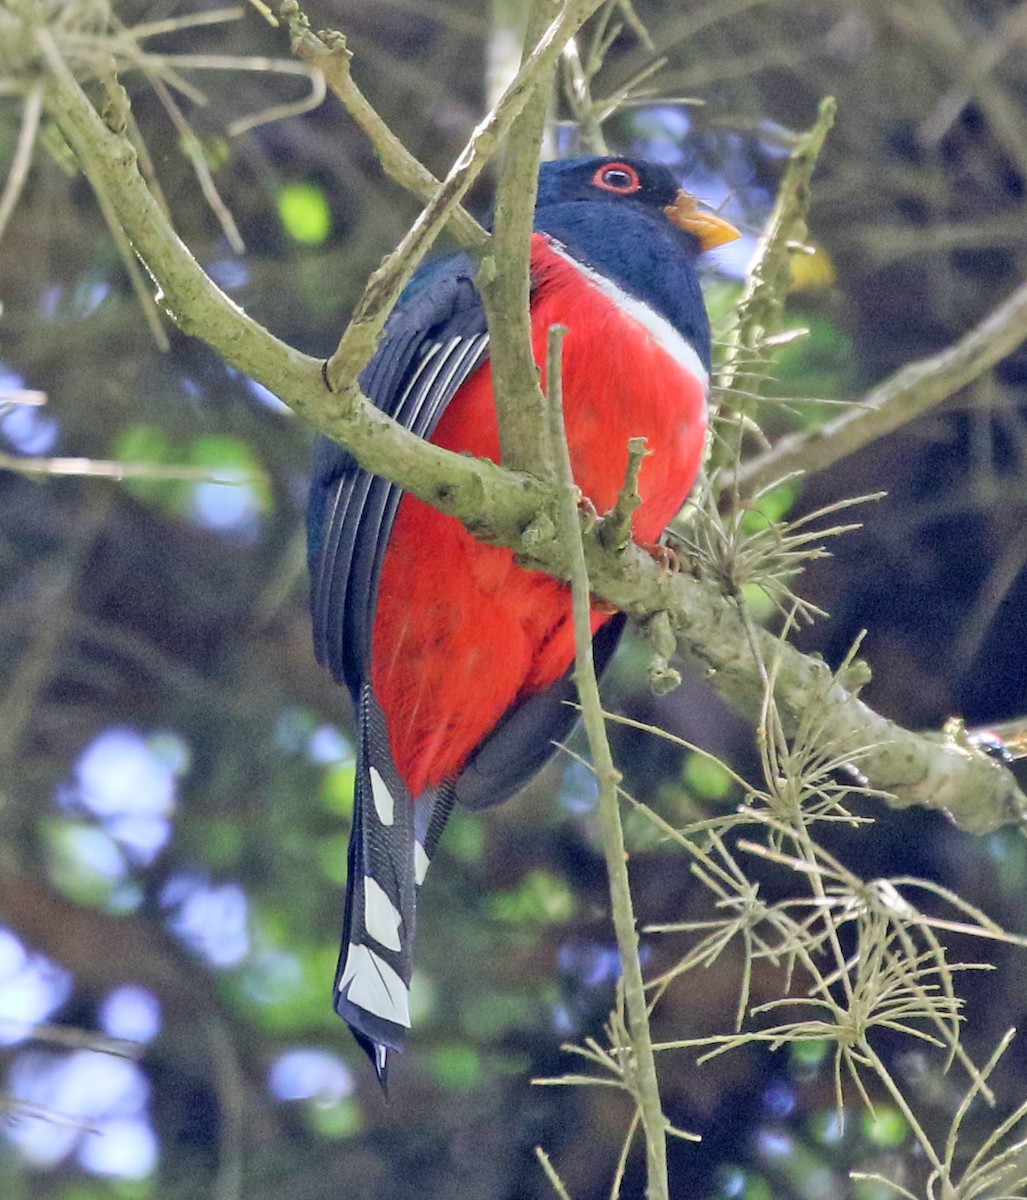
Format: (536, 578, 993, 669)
(371, 234, 708, 796)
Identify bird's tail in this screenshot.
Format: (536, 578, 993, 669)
(334, 684, 455, 1089)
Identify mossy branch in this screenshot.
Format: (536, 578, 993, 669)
(282, 0, 489, 253)
(545, 325, 669, 1200)
(732, 273, 1027, 496)
(479, 0, 562, 478)
(717, 95, 837, 399)
(711, 96, 836, 474)
(31, 11, 1027, 837)
(319, 0, 605, 395)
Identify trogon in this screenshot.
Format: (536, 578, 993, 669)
(307, 156, 739, 1085)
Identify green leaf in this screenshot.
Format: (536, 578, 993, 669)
(306, 1098, 362, 1138)
(42, 819, 126, 908)
(861, 1106, 908, 1148)
(111, 1180, 155, 1200)
(114, 424, 178, 505)
(683, 752, 734, 801)
(196, 818, 244, 869)
(791, 1038, 831, 1071)
(444, 811, 484, 863)
(739, 481, 798, 534)
(487, 870, 576, 925)
(739, 583, 777, 624)
(316, 833, 350, 885)
(115, 423, 170, 465)
(460, 991, 530, 1040)
(278, 182, 332, 245)
(321, 762, 356, 818)
(431, 1043, 481, 1092)
(808, 1109, 847, 1146)
(769, 312, 854, 400)
(187, 434, 270, 509)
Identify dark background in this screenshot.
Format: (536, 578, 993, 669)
(2, 1, 1027, 1197)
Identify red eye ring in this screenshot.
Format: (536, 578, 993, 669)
(592, 162, 642, 195)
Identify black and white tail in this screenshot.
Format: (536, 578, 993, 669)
(334, 685, 453, 1088)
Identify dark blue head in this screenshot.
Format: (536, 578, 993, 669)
(534, 157, 737, 251)
(531, 157, 739, 373)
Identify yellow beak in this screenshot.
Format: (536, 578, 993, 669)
(664, 190, 741, 252)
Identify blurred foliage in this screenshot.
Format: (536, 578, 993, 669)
(2, 1, 1027, 1199)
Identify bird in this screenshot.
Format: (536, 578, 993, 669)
(307, 156, 739, 1087)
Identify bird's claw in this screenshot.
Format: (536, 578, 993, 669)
(639, 540, 680, 573)
(576, 492, 600, 531)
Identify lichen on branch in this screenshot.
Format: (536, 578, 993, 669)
(26, 2, 1027, 838)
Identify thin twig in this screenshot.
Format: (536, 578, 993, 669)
(562, 35, 609, 153)
(0, 452, 261, 485)
(34, 5, 1027, 839)
(40, 27, 539, 543)
(114, 7, 246, 42)
(0, 80, 43, 247)
(543, 323, 669, 1200)
(283, 0, 487, 252)
(321, 0, 605, 395)
(226, 64, 325, 135)
(535, 1146, 575, 1200)
(480, 0, 561, 477)
(712, 96, 835, 475)
(731, 273, 1027, 498)
(600, 436, 647, 552)
(145, 72, 245, 253)
(0, 1019, 143, 1058)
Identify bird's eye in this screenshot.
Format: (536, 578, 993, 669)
(592, 163, 642, 195)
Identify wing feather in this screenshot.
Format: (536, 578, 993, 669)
(309, 259, 489, 1082)
(308, 260, 488, 695)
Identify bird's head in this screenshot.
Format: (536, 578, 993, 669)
(531, 157, 740, 373)
(534, 156, 740, 253)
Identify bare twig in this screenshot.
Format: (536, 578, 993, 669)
(561, 35, 610, 153)
(544, 324, 670, 1200)
(145, 71, 245, 252)
(39, 29, 541, 547)
(0, 80, 42, 247)
(33, 5, 1027, 838)
(0, 452, 261, 485)
(712, 96, 835, 473)
(732, 273, 1027, 498)
(480, 0, 562, 478)
(535, 1146, 575, 1200)
(600, 436, 647, 552)
(283, 0, 488, 252)
(0, 1019, 143, 1058)
(321, 0, 605, 396)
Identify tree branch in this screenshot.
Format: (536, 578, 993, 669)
(282, 0, 489, 253)
(558, 532, 1027, 836)
(731, 272, 1027, 498)
(33, 10, 1027, 837)
(545, 324, 670, 1200)
(479, 0, 561, 477)
(39, 26, 544, 549)
(321, 0, 605, 396)
(714, 97, 836, 418)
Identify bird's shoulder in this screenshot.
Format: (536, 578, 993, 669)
(311, 252, 486, 489)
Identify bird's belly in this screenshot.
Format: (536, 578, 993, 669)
(372, 259, 707, 797)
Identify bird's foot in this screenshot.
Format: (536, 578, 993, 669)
(638, 540, 680, 573)
(576, 492, 599, 531)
